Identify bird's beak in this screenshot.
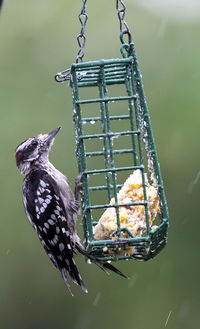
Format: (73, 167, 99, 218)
(44, 126, 62, 146)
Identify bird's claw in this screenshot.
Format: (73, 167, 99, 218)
(74, 173, 83, 201)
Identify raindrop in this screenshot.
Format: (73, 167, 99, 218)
(165, 310, 172, 327)
(77, 71, 87, 80)
(93, 292, 101, 306)
(188, 170, 200, 193)
(112, 133, 120, 140)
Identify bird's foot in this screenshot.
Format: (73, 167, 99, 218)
(74, 173, 83, 201)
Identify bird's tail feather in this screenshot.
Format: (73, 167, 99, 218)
(61, 257, 88, 295)
(76, 243, 128, 279)
(61, 269, 74, 296)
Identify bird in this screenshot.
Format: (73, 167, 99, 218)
(15, 126, 127, 295)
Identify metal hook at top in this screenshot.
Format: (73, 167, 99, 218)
(54, 68, 71, 83)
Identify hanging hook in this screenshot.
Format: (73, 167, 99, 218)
(55, 68, 71, 83)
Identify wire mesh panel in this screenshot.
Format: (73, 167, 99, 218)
(71, 51, 169, 261)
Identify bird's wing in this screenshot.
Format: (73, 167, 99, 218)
(23, 169, 87, 294)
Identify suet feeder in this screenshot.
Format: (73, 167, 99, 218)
(56, 0, 169, 262)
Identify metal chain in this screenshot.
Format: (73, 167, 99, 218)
(76, 0, 88, 63)
(116, 0, 132, 45)
(55, 0, 88, 82)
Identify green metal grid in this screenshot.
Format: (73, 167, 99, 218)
(70, 44, 169, 261)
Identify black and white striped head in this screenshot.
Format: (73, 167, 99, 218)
(15, 126, 61, 175)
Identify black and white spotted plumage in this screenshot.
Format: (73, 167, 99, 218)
(23, 169, 87, 295)
(15, 126, 127, 295)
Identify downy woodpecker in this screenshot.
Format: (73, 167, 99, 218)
(15, 126, 127, 295)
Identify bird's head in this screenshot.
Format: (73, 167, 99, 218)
(15, 126, 61, 175)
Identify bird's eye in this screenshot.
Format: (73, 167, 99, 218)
(31, 140, 38, 146)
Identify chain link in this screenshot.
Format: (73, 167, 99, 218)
(76, 0, 88, 63)
(116, 0, 132, 45)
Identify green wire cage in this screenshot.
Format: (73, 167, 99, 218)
(70, 46, 169, 261)
(56, 0, 169, 262)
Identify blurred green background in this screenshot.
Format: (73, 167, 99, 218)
(1, 1, 200, 328)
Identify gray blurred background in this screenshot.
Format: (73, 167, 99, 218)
(0, 0, 200, 328)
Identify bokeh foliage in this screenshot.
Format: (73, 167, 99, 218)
(0, 1, 200, 329)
